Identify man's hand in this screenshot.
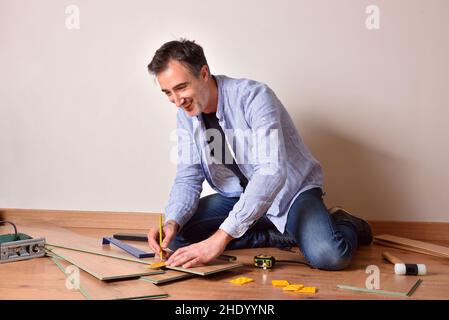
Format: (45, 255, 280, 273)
(166, 229, 234, 268)
(147, 219, 179, 260)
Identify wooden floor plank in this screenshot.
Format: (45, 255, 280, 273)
(375, 234, 449, 258)
(337, 270, 423, 296)
(46, 246, 164, 280)
(0, 257, 84, 300)
(141, 270, 195, 284)
(5, 223, 155, 264)
(51, 256, 168, 300)
(166, 260, 244, 276)
(94, 235, 245, 276)
(374, 239, 448, 258)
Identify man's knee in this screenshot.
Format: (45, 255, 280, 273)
(303, 243, 352, 271)
(168, 233, 191, 251)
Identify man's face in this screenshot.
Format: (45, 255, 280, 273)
(156, 59, 211, 117)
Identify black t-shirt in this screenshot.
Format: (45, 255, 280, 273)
(202, 112, 248, 189)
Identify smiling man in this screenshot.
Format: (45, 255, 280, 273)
(146, 39, 373, 270)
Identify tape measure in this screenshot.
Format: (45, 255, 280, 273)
(254, 254, 313, 270)
(254, 254, 276, 269)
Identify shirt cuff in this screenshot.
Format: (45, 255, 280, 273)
(164, 205, 194, 232)
(219, 215, 250, 239)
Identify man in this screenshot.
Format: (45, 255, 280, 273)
(147, 39, 372, 270)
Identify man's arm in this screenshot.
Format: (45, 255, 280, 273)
(164, 110, 205, 229)
(148, 110, 205, 255)
(219, 84, 287, 238)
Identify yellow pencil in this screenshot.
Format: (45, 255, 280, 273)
(159, 214, 164, 260)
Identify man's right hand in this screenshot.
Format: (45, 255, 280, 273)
(147, 219, 179, 260)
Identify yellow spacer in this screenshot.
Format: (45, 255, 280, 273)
(146, 261, 167, 269)
(229, 276, 254, 285)
(283, 284, 305, 291)
(296, 286, 317, 293)
(271, 280, 290, 287)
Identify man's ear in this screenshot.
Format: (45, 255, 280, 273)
(200, 65, 210, 80)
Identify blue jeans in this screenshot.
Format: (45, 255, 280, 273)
(169, 188, 358, 271)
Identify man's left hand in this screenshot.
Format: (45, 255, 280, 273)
(166, 229, 233, 268)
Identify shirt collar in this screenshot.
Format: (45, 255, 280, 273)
(194, 74, 223, 122)
(214, 75, 224, 121)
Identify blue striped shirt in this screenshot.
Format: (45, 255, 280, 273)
(164, 75, 323, 238)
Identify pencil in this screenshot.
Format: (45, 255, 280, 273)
(159, 214, 163, 260)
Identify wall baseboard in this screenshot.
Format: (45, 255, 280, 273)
(0, 208, 158, 230)
(1, 208, 449, 242)
(368, 220, 449, 242)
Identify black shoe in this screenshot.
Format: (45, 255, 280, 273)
(267, 229, 297, 249)
(329, 207, 373, 246)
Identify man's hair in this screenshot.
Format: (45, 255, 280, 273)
(147, 39, 210, 78)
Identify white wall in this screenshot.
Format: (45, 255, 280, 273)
(1, 0, 448, 222)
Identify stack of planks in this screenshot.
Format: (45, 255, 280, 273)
(12, 223, 244, 300)
(374, 234, 449, 259)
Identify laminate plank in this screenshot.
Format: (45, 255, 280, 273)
(374, 235, 449, 258)
(112, 240, 245, 276)
(9, 223, 154, 264)
(166, 260, 244, 276)
(46, 246, 163, 280)
(336, 270, 423, 297)
(1, 223, 245, 278)
(51, 256, 168, 299)
(374, 240, 447, 258)
(114, 240, 245, 275)
(141, 270, 195, 284)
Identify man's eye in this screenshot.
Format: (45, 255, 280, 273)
(175, 85, 187, 91)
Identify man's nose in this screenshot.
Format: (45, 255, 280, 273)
(173, 94, 185, 108)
